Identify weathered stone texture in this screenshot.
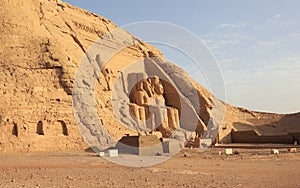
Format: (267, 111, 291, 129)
(1, 0, 299, 153)
(0, 0, 161, 152)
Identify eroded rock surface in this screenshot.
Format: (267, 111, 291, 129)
(1, 0, 299, 153)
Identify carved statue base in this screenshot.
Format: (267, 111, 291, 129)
(116, 135, 163, 156)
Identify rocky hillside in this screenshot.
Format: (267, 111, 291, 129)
(0, 0, 299, 153)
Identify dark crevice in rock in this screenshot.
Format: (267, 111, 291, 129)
(56, 67, 73, 95)
(39, 39, 62, 69)
(63, 20, 87, 54)
(36, 6, 75, 95)
(43, 25, 54, 37)
(38, 3, 55, 38)
(38, 38, 74, 95)
(63, 20, 74, 33)
(57, 2, 65, 10)
(92, 24, 105, 39)
(70, 34, 86, 53)
(62, 19, 101, 88)
(39, 2, 44, 21)
(9, 64, 58, 70)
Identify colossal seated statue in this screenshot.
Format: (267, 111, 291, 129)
(129, 76, 180, 137)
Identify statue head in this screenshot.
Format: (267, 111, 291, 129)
(152, 76, 164, 95)
(136, 81, 143, 91)
(155, 84, 164, 95)
(142, 78, 153, 97)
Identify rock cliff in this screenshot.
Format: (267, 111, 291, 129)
(0, 0, 299, 152)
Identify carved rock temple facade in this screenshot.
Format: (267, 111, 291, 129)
(1, 0, 300, 153)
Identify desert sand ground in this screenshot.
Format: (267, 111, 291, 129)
(0, 146, 300, 188)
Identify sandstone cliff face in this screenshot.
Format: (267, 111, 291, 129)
(0, 0, 299, 153)
(0, 0, 162, 152)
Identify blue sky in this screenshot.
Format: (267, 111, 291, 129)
(64, 0, 300, 114)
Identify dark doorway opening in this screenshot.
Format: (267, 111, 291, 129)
(12, 123, 18, 137)
(37, 121, 44, 135)
(58, 120, 68, 136)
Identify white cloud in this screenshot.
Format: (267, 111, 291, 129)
(224, 56, 300, 82)
(274, 14, 281, 19)
(219, 23, 247, 29)
(279, 20, 296, 27)
(222, 57, 300, 113)
(267, 14, 281, 23)
(258, 41, 280, 47)
(288, 33, 300, 39)
(198, 15, 300, 113)
(202, 32, 252, 52)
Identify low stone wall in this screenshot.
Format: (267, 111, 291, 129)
(231, 130, 300, 144)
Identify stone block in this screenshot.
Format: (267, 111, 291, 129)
(225, 148, 233, 155)
(99, 151, 105, 157)
(200, 139, 212, 148)
(271, 149, 279, 154)
(116, 135, 163, 156)
(108, 149, 118, 157)
(162, 139, 182, 154)
(288, 148, 297, 153)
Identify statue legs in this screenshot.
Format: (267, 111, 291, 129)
(167, 107, 179, 130)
